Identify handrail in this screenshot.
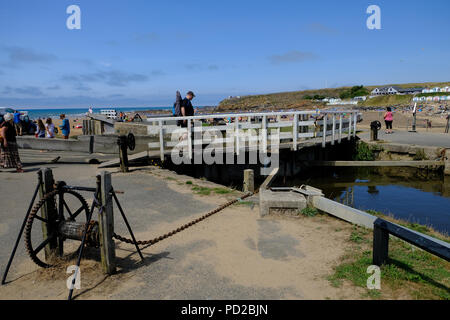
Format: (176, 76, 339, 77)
(143, 109, 359, 160)
(373, 218, 450, 266)
(145, 110, 358, 122)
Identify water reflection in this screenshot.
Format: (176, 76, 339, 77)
(282, 167, 450, 234)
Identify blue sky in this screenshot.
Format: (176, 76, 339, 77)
(0, 0, 449, 108)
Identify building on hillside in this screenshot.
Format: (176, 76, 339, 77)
(371, 86, 423, 96)
(353, 96, 367, 101)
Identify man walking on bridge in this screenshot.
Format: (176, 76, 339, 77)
(177, 91, 196, 128)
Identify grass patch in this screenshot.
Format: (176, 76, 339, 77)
(191, 185, 234, 196)
(299, 207, 319, 217)
(235, 201, 254, 206)
(186, 181, 193, 185)
(212, 187, 232, 194)
(354, 142, 376, 161)
(413, 149, 428, 161)
(328, 223, 450, 300)
(192, 186, 212, 196)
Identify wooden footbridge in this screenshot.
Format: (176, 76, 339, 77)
(100, 110, 360, 168)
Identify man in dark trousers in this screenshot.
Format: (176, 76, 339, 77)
(178, 91, 195, 127)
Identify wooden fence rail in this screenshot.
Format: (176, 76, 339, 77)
(145, 110, 360, 161)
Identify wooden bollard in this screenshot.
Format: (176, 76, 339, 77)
(39, 168, 58, 261)
(98, 171, 116, 275)
(373, 224, 389, 266)
(243, 169, 254, 193)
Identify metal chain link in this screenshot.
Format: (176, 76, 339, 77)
(113, 192, 253, 246)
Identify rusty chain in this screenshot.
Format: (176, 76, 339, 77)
(112, 192, 254, 246)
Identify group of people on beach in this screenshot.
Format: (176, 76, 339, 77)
(0, 111, 71, 173)
(34, 115, 71, 139)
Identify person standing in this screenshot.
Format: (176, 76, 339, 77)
(45, 118, 55, 138)
(59, 114, 70, 139)
(13, 110, 23, 136)
(0, 113, 24, 172)
(178, 91, 195, 128)
(384, 107, 394, 134)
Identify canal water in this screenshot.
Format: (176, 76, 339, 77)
(284, 167, 450, 235)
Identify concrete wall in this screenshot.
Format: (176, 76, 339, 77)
(367, 141, 445, 161)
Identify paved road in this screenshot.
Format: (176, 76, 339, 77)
(359, 131, 450, 148)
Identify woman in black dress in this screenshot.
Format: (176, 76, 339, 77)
(0, 113, 24, 172)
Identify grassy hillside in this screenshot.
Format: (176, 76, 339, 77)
(217, 81, 450, 111)
(358, 95, 413, 107)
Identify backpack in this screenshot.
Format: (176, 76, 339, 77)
(173, 91, 183, 116)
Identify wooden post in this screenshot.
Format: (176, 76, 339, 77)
(331, 114, 336, 146)
(118, 136, 129, 173)
(348, 113, 352, 139)
(293, 114, 298, 151)
(262, 115, 268, 154)
(243, 169, 254, 193)
(159, 120, 164, 161)
(98, 172, 116, 275)
(82, 120, 87, 135)
(373, 224, 389, 266)
(39, 168, 58, 262)
(187, 119, 192, 160)
(322, 114, 327, 148)
(338, 115, 343, 144)
(353, 112, 357, 138)
(235, 117, 240, 156)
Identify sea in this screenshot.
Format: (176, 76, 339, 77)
(15, 106, 173, 120)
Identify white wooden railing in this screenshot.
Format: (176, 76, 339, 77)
(145, 110, 359, 161)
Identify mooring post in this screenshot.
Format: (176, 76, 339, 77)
(118, 139, 129, 173)
(243, 169, 254, 193)
(373, 222, 389, 266)
(39, 168, 58, 261)
(98, 171, 116, 275)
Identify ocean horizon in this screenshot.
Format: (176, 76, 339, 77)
(16, 106, 171, 120)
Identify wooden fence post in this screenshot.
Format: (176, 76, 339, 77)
(98, 171, 116, 275)
(331, 114, 336, 146)
(243, 169, 254, 193)
(39, 168, 58, 262)
(293, 114, 298, 151)
(348, 113, 352, 139)
(373, 224, 389, 266)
